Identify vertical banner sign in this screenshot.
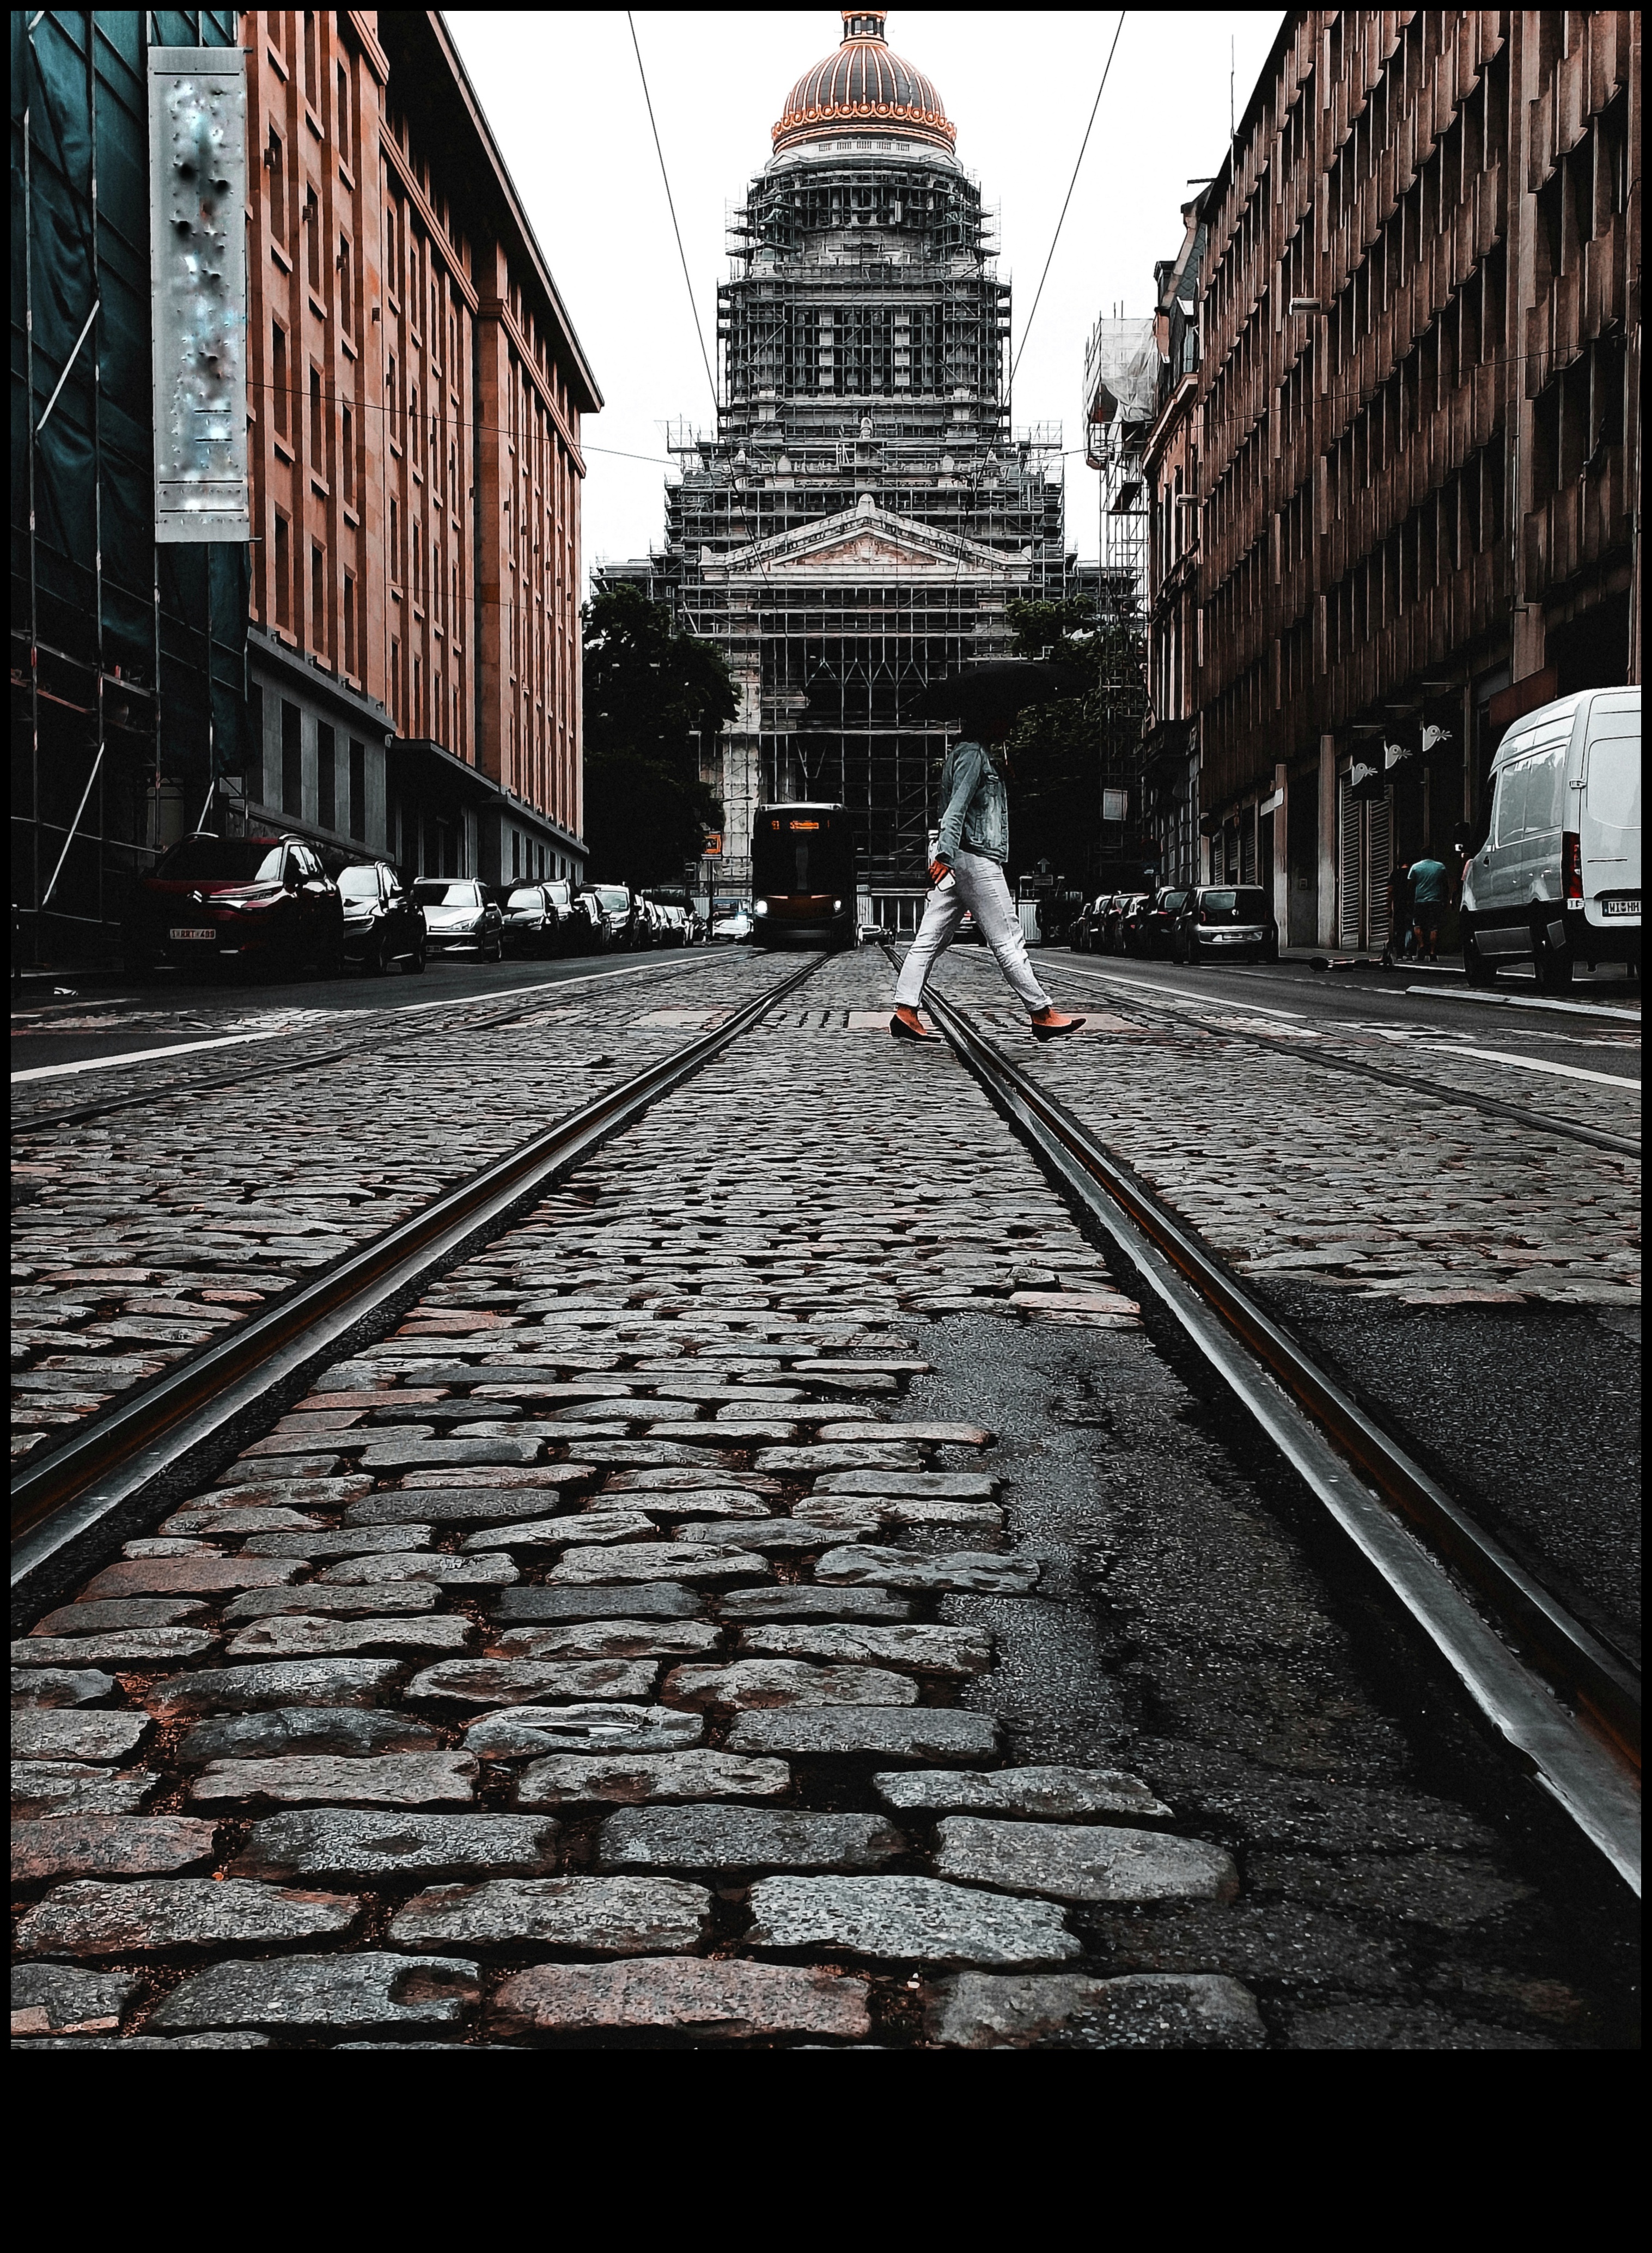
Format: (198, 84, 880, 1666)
(149, 47, 248, 543)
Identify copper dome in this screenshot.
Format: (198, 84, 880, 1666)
(773, 11, 955, 157)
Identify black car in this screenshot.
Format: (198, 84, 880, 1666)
(1069, 895, 1107, 952)
(1173, 884, 1279, 963)
(337, 860, 425, 974)
(1103, 892, 1149, 955)
(1127, 885, 1193, 958)
(123, 832, 343, 979)
(580, 884, 642, 949)
(501, 880, 582, 958)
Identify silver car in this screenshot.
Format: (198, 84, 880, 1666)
(412, 878, 503, 960)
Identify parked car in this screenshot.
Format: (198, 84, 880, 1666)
(571, 893, 611, 952)
(1068, 896, 1106, 952)
(501, 880, 579, 958)
(412, 876, 503, 959)
(580, 884, 642, 949)
(1127, 885, 1194, 958)
(711, 906, 755, 942)
(652, 905, 692, 947)
(123, 831, 343, 979)
(1172, 885, 1278, 963)
(1101, 892, 1149, 954)
(1461, 686, 1641, 989)
(338, 860, 425, 974)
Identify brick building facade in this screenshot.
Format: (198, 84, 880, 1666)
(239, 10, 598, 885)
(1149, 10, 1639, 951)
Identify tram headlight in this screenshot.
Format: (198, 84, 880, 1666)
(753, 900, 769, 916)
(833, 899, 843, 911)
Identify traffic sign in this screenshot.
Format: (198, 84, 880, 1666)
(703, 833, 723, 856)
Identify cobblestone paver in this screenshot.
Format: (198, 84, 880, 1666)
(13, 949, 1614, 2048)
(10, 955, 783, 1463)
(931, 954, 1639, 1306)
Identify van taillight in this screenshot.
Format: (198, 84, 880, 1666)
(1563, 832, 1583, 903)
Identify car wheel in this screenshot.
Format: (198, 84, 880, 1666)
(366, 936, 389, 975)
(1532, 919, 1573, 992)
(484, 933, 502, 963)
(319, 934, 346, 979)
(1462, 926, 1498, 985)
(405, 939, 426, 974)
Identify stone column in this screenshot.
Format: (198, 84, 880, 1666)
(1316, 733, 1337, 948)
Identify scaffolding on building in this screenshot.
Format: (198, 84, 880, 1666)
(10, 10, 248, 969)
(636, 135, 1069, 910)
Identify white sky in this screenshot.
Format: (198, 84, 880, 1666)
(447, 9, 1284, 587)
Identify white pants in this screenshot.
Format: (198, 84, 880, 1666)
(893, 849, 1052, 1013)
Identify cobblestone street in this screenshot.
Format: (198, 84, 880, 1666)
(11, 950, 1638, 2048)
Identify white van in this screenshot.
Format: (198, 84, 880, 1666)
(1461, 686, 1640, 989)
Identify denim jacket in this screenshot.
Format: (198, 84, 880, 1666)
(934, 739, 1010, 866)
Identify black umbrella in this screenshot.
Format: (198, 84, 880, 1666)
(903, 658, 1092, 729)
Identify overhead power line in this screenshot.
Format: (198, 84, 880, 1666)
(627, 11, 720, 420)
(1011, 12, 1127, 384)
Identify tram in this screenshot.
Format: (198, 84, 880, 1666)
(749, 802, 857, 951)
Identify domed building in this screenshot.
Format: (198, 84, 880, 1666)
(605, 12, 1070, 918)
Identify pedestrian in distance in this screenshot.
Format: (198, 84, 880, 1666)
(1380, 859, 1413, 967)
(1407, 852, 1450, 963)
(890, 710, 1085, 1043)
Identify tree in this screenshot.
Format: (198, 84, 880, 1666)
(580, 582, 735, 886)
(999, 595, 1147, 889)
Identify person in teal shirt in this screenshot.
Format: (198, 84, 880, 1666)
(1407, 856, 1449, 961)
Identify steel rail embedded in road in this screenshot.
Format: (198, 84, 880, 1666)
(1053, 960, 1642, 1159)
(10, 954, 821, 1606)
(10, 949, 737, 1138)
(921, 980, 1641, 1898)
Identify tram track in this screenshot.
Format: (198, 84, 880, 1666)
(1051, 959, 1641, 1159)
(10, 952, 825, 1619)
(10, 950, 739, 1140)
(916, 976, 1639, 1899)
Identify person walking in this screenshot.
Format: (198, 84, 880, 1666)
(1380, 859, 1413, 968)
(1407, 852, 1450, 962)
(891, 713, 1084, 1042)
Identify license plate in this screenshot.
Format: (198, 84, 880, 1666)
(168, 926, 216, 941)
(1601, 897, 1639, 917)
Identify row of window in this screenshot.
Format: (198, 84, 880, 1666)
(263, 686, 367, 841)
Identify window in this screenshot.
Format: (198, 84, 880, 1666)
(338, 236, 352, 331)
(318, 723, 336, 832)
(159, 838, 286, 882)
(305, 188, 320, 293)
(281, 701, 303, 816)
(311, 541, 326, 651)
(336, 61, 352, 170)
(267, 132, 285, 249)
(273, 512, 291, 627)
(340, 405, 355, 504)
(413, 653, 423, 732)
(412, 523, 422, 605)
(309, 364, 324, 471)
(348, 740, 365, 841)
(390, 637, 401, 728)
(387, 353, 399, 442)
(303, 10, 318, 102)
(271, 322, 289, 437)
(342, 569, 356, 676)
(389, 495, 400, 583)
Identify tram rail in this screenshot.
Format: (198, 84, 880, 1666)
(917, 975, 1640, 1898)
(10, 954, 823, 1617)
(1052, 959, 1641, 1160)
(10, 951, 735, 1140)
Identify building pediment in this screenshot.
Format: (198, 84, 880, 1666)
(704, 497, 1028, 583)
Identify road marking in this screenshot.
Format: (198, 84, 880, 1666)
(1406, 986, 1641, 1026)
(9, 953, 730, 1083)
(1424, 1045, 1641, 1090)
(1056, 966, 1306, 1018)
(12, 1030, 291, 1082)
